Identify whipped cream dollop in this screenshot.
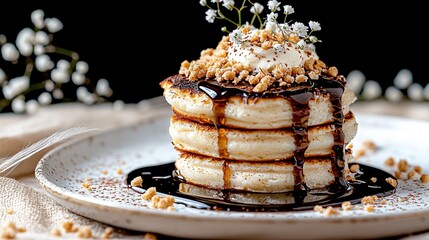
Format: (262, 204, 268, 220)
(227, 41, 318, 72)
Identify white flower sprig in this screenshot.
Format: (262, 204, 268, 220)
(0, 9, 114, 113)
(200, 0, 322, 48)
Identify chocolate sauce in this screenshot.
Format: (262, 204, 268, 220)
(197, 77, 350, 196)
(127, 162, 396, 212)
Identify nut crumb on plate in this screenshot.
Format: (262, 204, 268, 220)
(141, 187, 157, 201)
(76, 225, 92, 238)
(131, 176, 143, 187)
(385, 177, 398, 188)
(384, 157, 395, 166)
(341, 201, 352, 211)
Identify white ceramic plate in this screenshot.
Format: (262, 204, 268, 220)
(35, 99, 429, 240)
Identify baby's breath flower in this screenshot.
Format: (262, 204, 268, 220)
(51, 68, 70, 83)
(38, 92, 52, 105)
(45, 80, 55, 92)
(297, 39, 306, 49)
(72, 72, 86, 85)
(199, 0, 207, 6)
(45, 18, 63, 33)
(229, 29, 243, 44)
(57, 59, 70, 70)
(1, 43, 20, 62)
(77, 87, 97, 104)
(16, 28, 34, 57)
(0, 68, 6, 85)
(34, 31, 50, 45)
(2, 76, 29, 100)
(268, 0, 281, 12)
(292, 22, 308, 38)
(113, 100, 125, 111)
(265, 21, 277, 32)
(211, 0, 221, 3)
(35, 54, 54, 72)
(309, 36, 319, 43)
(11, 96, 26, 113)
(34, 44, 45, 55)
(53, 88, 64, 99)
(250, 3, 264, 15)
(222, 0, 235, 10)
(283, 5, 295, 15)
(205, 9, 217, 23)
(309, 21, 321, 31)
(25, 99, 39, 114)
(31, 9, 45, 29)
(266, 12, 278, 23)
(76, 61, 89, 74)
(96, 78, 113, 97)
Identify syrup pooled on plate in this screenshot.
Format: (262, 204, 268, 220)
(127, 162, 396, 212)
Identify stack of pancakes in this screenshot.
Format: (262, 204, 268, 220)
(160, 22, 358, 193)
(161, 76, 357, 193)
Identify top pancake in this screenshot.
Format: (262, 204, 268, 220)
(161, 75, 357, 130)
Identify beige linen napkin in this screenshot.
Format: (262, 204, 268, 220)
(0, 97, 168, 239)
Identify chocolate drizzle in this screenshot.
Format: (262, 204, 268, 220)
(196, 75, 350, 196)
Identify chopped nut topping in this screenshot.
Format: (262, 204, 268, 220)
(0, 221, 26, 239)
(313, 205, 324, 213)
(385, 177, 398, 188)
(50, 228, 62, 237)
(77, 226, 92, 238)
(324, 206, 338, 217)
(394, 171, 402, 179)
(101, 170, 108, 175)
(381, 199, 387, 205)
(116, 168, 123, 175)
(364, 204, 375, 212)
(413, 166, 423, 174)
(101, 227, 114, 239)
(354, 149, 366, 159)
(349, 164, 360, 173)
(341, 201, 352, 211)
(384, 157, 395, 166)
(131, 176, 143, 187)
(61, 220, 77, 233)
(6, 208, 14, 215)
(82, 180, 91, 190)
(144, 233, 158, 240)
(150, 195, 175, 210)
(141, 187, 157, 201)
(361, 195, 378, 205)
(176, 30, 341, 92)
(397, 159, 409, 172)
(362, 140, 377, 151)
(421, 174, 429, 183)
(370, 177, 377, 183)
(167, 206, 175, 211)
(407, 171, 417, 180)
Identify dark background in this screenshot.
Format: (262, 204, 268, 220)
(0, 1, 426, 103)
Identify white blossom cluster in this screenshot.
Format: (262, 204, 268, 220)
(200, 0, 322, 48)
(0, 9, 114, 114)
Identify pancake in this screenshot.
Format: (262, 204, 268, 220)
(161, 76, 357, 130)
(175, 150, 353, 193)
(170, 112, 357, 161)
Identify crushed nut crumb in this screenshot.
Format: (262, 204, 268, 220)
(362, 140, 377, 151)
(324, 206, 338, 217)
(354, 149, 366, 159)
(370, 177, 377, 183)
(381, 199, 387, 205)
(77, 226, 92, 238)
(407, 171, 417, 180)
(50, 228, 62, 237)
(131, 176, 143, 187)
(150, 195, 175, 210)
(141, 187, 157, 201)
(413, 166, 423, 174)
(421, 174, 429, 183)
(101, 170, 108, 175)
(144, 232, 158, 240)
(167, 206, 175, 211)
(364, 204, 375, 212)
(313, 205, 324, 213)
(397, 159, 409, 172)
(349, 164, 360, 173)
(0, 221, 25, 240)
(394, 171, 402, 179)
(101, 227, 114, 239)
(385, 177, 398, 188)
(82, 180, 91, 190)
(361, 195, 378, 205)
(116, 168, 123, 175)
(341, 201, 352, 211)
(384, 157, 395, 166)
(61, 220, 77, 233)
(6, 208, 14, 215)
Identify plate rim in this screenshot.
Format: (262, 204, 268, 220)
(35, 111, 429, 225)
